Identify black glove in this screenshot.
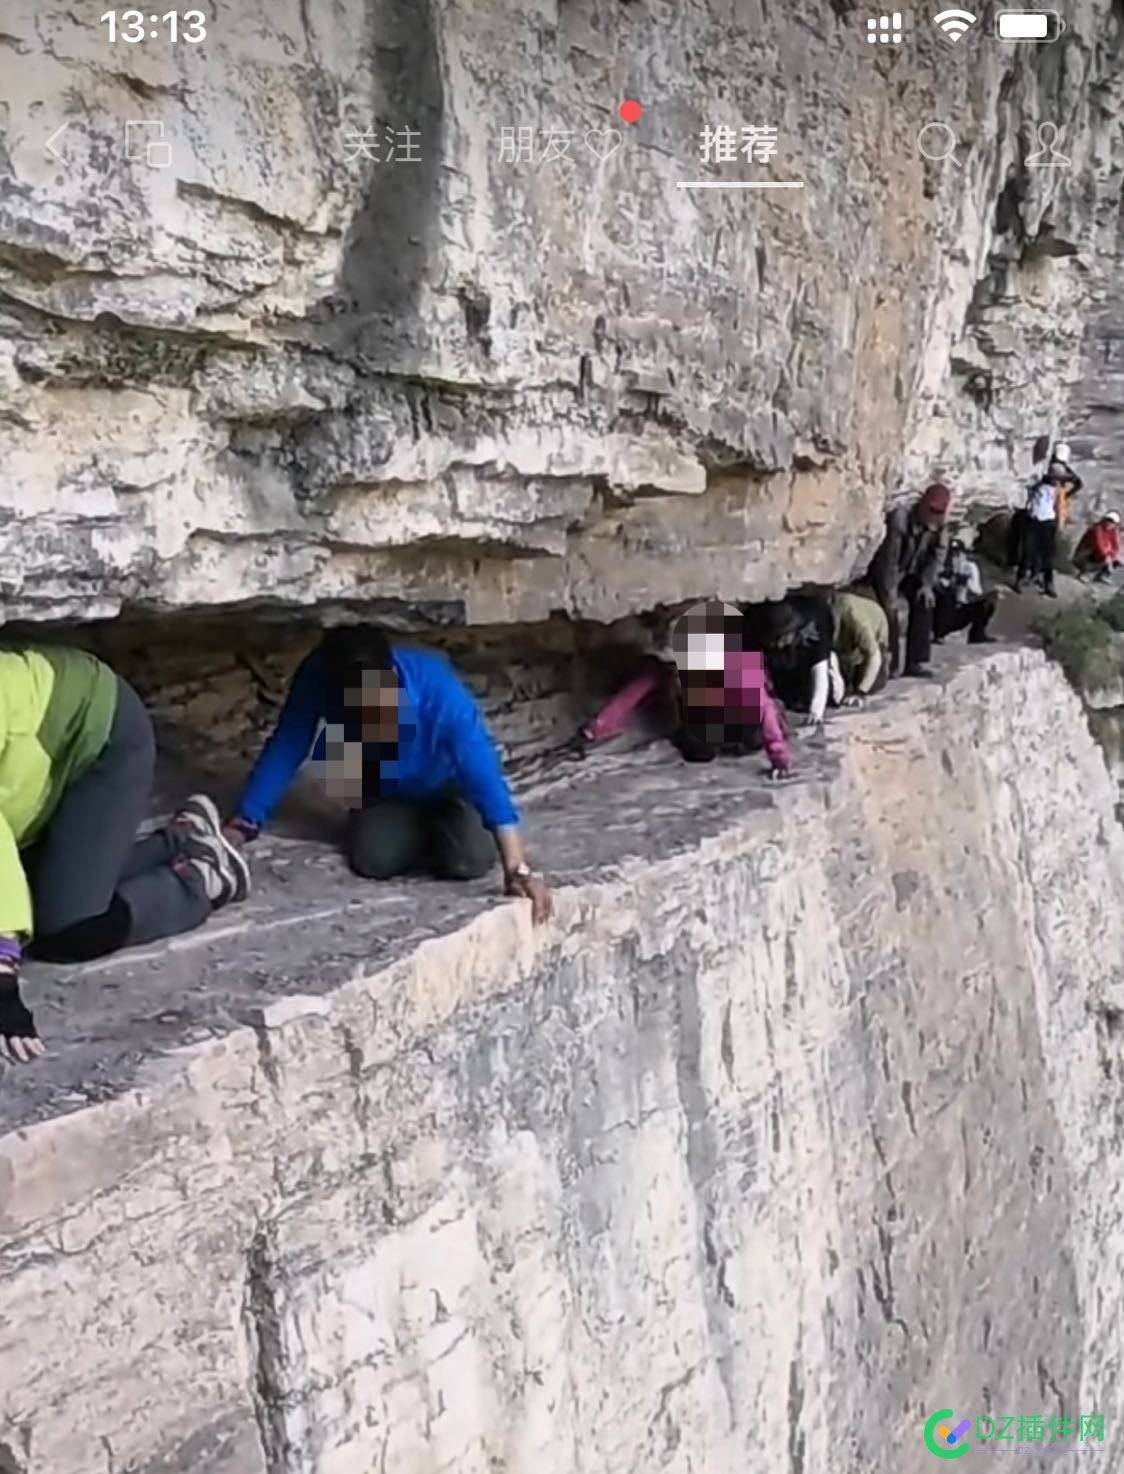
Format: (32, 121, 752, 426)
(0, 974, 37, 1043)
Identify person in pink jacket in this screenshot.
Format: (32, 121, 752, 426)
(577, 601, 792, 776)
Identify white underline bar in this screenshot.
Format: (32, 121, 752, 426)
(676, 180, 805, 190)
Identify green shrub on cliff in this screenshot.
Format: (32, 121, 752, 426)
(1034, 607, 1121, 693)
(1097, 592, 1124, 633)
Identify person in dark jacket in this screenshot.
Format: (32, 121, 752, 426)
(933, 539, 998, 644)
(744, 593, 839, 728)
(224, 627, 552, 923)
(866, 482, 951, 679)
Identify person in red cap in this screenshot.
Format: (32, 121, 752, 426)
(865, 483, 951, 678)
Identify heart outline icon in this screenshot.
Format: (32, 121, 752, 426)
(584, 127, 623, 161)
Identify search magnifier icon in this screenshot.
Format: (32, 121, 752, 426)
(917, 121, 961, 166)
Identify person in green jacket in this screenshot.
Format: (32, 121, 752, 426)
(0, 646, 250, 1063)
(833, 591, 891, 701)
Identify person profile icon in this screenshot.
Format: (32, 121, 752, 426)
(1026, 121, 1071, 169)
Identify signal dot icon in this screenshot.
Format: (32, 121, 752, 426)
(932, 8, 978, 40)
(867, 12, 903, 43)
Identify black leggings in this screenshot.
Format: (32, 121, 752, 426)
(347, 791, 494, 881)
(25, 679, 210, 962)
(1019, 519, 1057, 587)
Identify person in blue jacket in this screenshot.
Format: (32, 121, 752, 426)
(224, 627, 552, 923)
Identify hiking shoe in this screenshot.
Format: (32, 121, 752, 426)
(1043, 586, 1058, 599)
(179, 830, 251, 908)
(903, 664, 935, 679)
(175, 796, 251, 907)
(175, 793, 223, 839)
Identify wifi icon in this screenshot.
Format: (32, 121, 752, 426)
(932, 8, 978, 40)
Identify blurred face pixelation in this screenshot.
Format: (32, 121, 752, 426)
(345, 667, 399, 744)
(318, 666, 405, 805)
(672, 600, 763, 746)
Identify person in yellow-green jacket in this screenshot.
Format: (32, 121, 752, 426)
(0, 646, 251, 1063)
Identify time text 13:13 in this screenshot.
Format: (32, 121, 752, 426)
(100, 10, 207, 44)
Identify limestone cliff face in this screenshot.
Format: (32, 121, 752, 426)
(2, 1, 1123, 625)
(2, 651, 1124, 1473)
(1073, 200, 1124, 513)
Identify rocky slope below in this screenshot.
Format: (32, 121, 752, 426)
(2, 1, 1123, 625)
(1, 649, 1123, 1474)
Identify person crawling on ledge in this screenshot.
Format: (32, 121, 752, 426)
(668, 601, 793, 775)
(743, 591, 842, 730)
(225, 627, 552, 924)
(573, 602, 792, 776)
(832, 590, 891, 704)
(0, 645, 249, 1064)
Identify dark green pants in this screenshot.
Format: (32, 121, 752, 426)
(347, 792, 495, 882)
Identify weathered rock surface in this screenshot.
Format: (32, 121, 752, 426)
(1072, 204, 1124, 514)
(2, 2, 1123, 622)
(2, 649, 1123, 1473)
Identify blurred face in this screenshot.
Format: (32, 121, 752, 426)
(920, 507, 946, 532)
(671, 602, 741, 667)
(671, 600, 750, 735)
(681, 668, 726, 713)
(344, 667, 399, 744)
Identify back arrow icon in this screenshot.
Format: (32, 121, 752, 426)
(45, 122, 69, 160)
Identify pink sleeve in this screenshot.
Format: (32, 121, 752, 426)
(583, 667, 664, 743)
(757, 679, 792, 771)
(728, 653, 791, 770)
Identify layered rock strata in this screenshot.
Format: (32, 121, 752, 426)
(1, 2, 1123, 623)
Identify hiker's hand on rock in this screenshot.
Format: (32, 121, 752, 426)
(0, 970, 45, 1063)
(800, 713, 823, 730)
(506, 869, 553, 925)
(917, 587, 936, 609)
(222, 818, 257, 849)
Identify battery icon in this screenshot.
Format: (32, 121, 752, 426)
(995, 9, 1065, 40)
